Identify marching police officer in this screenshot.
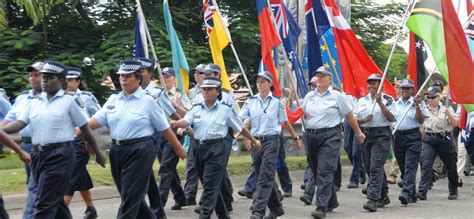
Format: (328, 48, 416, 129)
(393, 79, 427, 205)
(184, 63, 209, 206)
(171, 76, 260, 219)
(354, 73, 395, 212)
(240, 71, 302, 219)
(0, 88, 12, 158)
(1, 61, 43, 218)
(63, 67, 101, 218)
(157, 66, 190, 210)
(417, 86, 459, 200)
(0, 130, 32, 219)
(2, 61, 106, 219)
(88, 60, 186, 218)
(303, 67, 365, 218)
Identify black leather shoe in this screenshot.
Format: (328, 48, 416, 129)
(171, 202, 183, 210)
(311, 207, 326, 218)
(397, 181, 404, 189)
(363, 200, 377, 212)
(83, 207, 98, 219)
(194, 205, 200, 214)
(377, 196, 390, 208)
(347, 182, 358, 189)
(408, 197, 417, 203)
(361, 188, 367, 195)
(300, 184, 306, 190)
(448, 192, 458, 200)
(299, 194, 312, 205)
(399, 194, 408, 205)
(416, 192, 427, 201)
(238, 189, 253, 199)
(327, 202, 339, 212)
(283, 191, 293, 198)
(360, 175, 367, 185)
(264, 210, 284, 219)
(250, 213, 264, 219)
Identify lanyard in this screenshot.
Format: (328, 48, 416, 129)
(259, 96, 272, 114)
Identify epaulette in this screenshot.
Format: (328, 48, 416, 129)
(249, 95, 257, 99)
(221, 101, 232, 108)
(21, 90, 30, 95)
(65, 91, 76, 96)
(81, 91, 93, 96)
(74, 96, 85, 108)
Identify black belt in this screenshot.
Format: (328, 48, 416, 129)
(112, 136, 150, 146)
(426, 132, 451, 137)
(32, 141, 71, 152)
(21, 137, 32, 144)
(395, 127, 420, 135)
(196, 138, 225, 145)
(361, 126, 391, 132)
(306, 126, 339, 134)
(254, 134, 279, 142)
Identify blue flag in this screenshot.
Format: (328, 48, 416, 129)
(270, 0, 307, 97)
(304, 0, 330, 79)
(319, 29, 342, 87)
(133, 6, 148, 59)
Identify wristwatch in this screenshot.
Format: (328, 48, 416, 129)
(293, 136, 300, 141)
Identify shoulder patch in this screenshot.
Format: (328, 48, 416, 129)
(383, 94, 394, 106)
(74, 96, 85, 108)
(221, 101, 232, 108)
(21, 90, 30, 94)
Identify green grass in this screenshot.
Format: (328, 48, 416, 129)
(0, 155, 308, 195)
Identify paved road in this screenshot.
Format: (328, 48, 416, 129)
(6, 167, 474, 218)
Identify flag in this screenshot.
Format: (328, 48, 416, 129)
(304, 0, 330, 79)
(406, 0, 474, 104)
(407, 33, 427, 92)
(133, 5, 148, 59)
(203, 0, 232, 91)
(463, 13, 474, 111)
(319, 29, 342, 88)
(257, 0, 283, 95)
(163, 0, 190, 92)
(322, 0, 396, 98)
(270, 0, 307, 97)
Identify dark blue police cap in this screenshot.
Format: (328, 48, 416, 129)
(40, 61, 68, 76)
(399, 78, 414, 88)
(66, 67, 82, 79)
(117, 60, 142, 74)
(162, 67, 176, 77)
(137, 58, 155, 70)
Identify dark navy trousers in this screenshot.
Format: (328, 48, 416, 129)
(393, 128, 422, 198)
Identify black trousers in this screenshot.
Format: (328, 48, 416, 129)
(65, 138, 93, 196)
(157, 137, 186, 206)
(418, 134, 458, 195)
(184, 138, 199, 200)
(110, 138, 157, 219)
(0, 195, 8, 219)
(305, 127, 341, 209)
(361, 127, 391, 201)
(393, 128, 422, 198)
(194, 139, 230, 219)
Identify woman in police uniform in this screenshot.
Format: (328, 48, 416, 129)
(63, 67, 101, 218)
(171, 76, 260, 219)
(2, 61, 106, 219)
(302, 66, 365, 218)
(417, 86, 459, 201)
(88, 60, 186, 219)
(239, 71, 301, 219)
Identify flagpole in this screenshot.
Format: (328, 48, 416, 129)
(136, 0, 167, 89)
(371, 1, 416, 114)
(392, 69, 438, 135)
(212, 0, 254, 96)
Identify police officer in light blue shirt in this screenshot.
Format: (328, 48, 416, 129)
(393, 78, 427, 205)
(63, 66, 101, 218)
(0, 88, 12, 157)
(171, 76, 259, 219)
(1, 61, 43, 219)
(2, 61, 106, 219)
(88, 60, 186, 219)
(302, 66, 365, 218)
(239, 71, 301, 219)
(354, 73, 396, 212)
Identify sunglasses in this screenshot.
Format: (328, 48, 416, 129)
(426, 96, 438, 100)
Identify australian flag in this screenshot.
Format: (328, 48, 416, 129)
(133, 5, 148, 59)
(304, 0, 330, 79)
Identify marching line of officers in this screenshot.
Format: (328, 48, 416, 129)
(0, 59, 473, 219)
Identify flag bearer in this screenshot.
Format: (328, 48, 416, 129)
(171, 76, 260, 219)
(303, 66, 365, 218)
(355, 73, 396, 212)
(392, 79, 427, 205)
(417, 86, 459, 201)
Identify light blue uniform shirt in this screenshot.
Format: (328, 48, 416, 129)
(188, 84, 201, 102)
(239, 93, 287, 136)
(302, 87, 353, 129)
(192, 89, 238, 113)
(354, 93, 396, 128)
(5, 89, 39, 137)
(93, 87, 169, 140)
(18, 90, 88, 145)
(184, 101, 243, 140)
(394, 96, 429, 130)
(144, 83, 175, 117)
(69, 89, 101, 118)
(0, 89, 11, 121)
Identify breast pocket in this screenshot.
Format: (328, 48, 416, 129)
(49, 111, 67, 129)
(325, 100, 338, 109)
(207, 120, 227, 136)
